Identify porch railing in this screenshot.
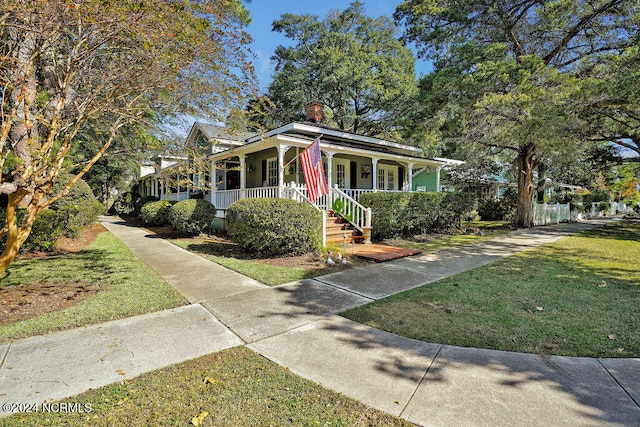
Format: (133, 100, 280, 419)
(284, 183, 371, 233)
(343, 188, 404, 201)
(282, 182, 319, 209)
(214, 186, 279, 210)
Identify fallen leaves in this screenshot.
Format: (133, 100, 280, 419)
(191, 410, 209, 426)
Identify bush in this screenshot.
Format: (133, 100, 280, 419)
(478, 188, 517, 221)
(51, 173, 104, 237)
(140, 200, 172, 226)
(359, 191, 476, 241)
(582, 190, 609, 205)
(169, 199, 217, 235)
(0, 208, 63, 253)
(359, 192, 411, 240)
(227, 198, 321, 256)
(439, 192, 478, 228)
(23, 209, 64, 252)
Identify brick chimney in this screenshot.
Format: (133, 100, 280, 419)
(305, 102, 323, 123)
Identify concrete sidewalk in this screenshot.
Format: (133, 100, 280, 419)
(2, 216, 639, 425)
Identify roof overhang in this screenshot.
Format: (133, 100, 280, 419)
(210, 133, 445, 167)
(247, 122, 424, 155)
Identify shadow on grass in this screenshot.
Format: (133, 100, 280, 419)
(180, 241, 256, 260)
(580, 220, 640, 242)
(2, 248, 115, 286)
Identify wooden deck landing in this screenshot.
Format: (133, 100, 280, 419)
(349, 244, 422, 263)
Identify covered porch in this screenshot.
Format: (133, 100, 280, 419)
(209, 136, 445, 212)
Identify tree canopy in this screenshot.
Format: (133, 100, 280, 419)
(394, 0, 640, 226)
(0, 0, 256, 274)
(258, 1, 416, 137)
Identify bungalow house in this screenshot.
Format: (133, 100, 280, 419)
(139, 103, 449, 244)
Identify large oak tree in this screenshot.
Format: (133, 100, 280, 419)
(0, 0, 255, 275)
(259, 1, 416, 137)
(395, 0, 639, 226)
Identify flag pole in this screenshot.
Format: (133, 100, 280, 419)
(283, 136, 321, 169)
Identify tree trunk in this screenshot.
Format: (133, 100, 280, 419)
(0, 192, 36, 278)
(515, 143, 538, 228)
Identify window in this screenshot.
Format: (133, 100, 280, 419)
(267, 157, 278, 186)
(377, 165, 398, 191)
(377, 168, 385, 190)
(336, 163, 346, 188)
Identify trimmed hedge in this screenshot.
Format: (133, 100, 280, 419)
(0, 208, 63, 253)
(359, 191, 477, 240)
(169, 199, 217, 235)
(227, 198, 321, 256)
(52, 173, 104, 238)
(140, 200, 172, 226)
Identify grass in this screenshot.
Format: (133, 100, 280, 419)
(172, 239, 339, 286)
(3, 346, 410, 427)
(385, 220, 513, 253)
(343, 221, 640, 358)
(0, 232, 187, 342)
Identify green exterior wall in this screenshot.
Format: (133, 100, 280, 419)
(412, 168, 439, 192)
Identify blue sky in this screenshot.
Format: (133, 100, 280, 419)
(244, 1, 432, 91)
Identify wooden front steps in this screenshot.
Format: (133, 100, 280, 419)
(325, 212, 364, 245)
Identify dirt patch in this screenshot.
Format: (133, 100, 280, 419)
(56, 223, 108, 253)
(2, 224, 106, 324)
(0, 282, 99, 325)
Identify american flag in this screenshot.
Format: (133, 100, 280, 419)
(300, 138, 328, 203)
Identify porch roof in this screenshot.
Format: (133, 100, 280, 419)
(209, 123, 445, 167)
(246, 122, 423, 154)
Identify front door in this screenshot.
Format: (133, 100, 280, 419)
(334, 158, 351, 189)
(377, 165, 398, 191)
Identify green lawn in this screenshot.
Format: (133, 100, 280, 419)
(3, 347, 409, 427)
(0, 232, 187, 342)
(343, 221, 640, 358)
(172, 239, 344, 286)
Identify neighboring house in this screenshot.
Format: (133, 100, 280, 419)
(138, 103, 450, 243)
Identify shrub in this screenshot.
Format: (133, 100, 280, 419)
(23, 209, 64, 252)
(51, 173, 104, 238)
(0, 208, 63, 253)
(478, 188, 517, 221)
(169, 199, 217, 235)
(359, 191, 476, 240)
(582, 190, 609, 205)
(227, 198, 321, 256)
(439, 192, 478, 228)
(359, 192, 409, 240)
(140, 200, 172, 226)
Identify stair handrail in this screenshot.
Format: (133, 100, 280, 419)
(330, 185, 371, 233)
(283, 182, 320, 210)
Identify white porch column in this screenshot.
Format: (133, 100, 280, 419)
(324, 151, 334, 190)
(277, 145, 289, 198)
(407, 162, 414, 192)
(239, 154, 246, 199)
(210, 160, 217, 207)
(372, 158, 379, 191)
(436, 167, 442, 192)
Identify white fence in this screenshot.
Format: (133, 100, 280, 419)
(533, 203, 570, 226)
(610, 201, 630, 215)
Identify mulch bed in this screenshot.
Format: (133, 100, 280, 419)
(0, 282, 99, 325)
